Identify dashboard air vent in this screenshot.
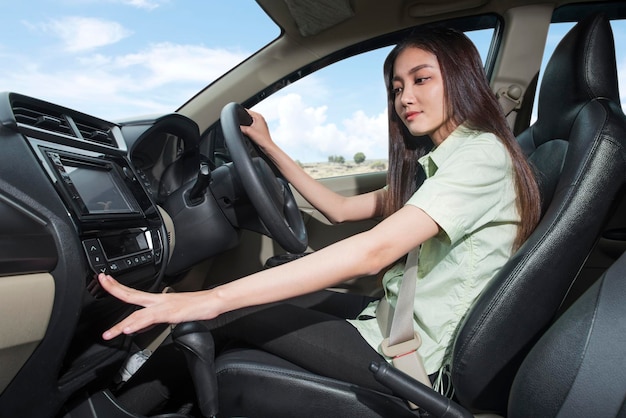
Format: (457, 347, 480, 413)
(12, 100, 74, 137)
(9, 94, 120, 149)
(74, 118, 116, 146)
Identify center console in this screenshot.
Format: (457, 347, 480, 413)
(42, 147, 165, 281)
(32, 142, 166, 292)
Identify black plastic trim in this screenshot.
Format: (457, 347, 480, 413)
(0, 193, 58, 276)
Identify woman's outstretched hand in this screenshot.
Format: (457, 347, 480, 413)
(98, 273, 217, 341)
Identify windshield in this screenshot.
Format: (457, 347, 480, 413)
(0, 1, 278, 120)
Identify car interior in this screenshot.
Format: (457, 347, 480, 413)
(0, 1, 625, 418)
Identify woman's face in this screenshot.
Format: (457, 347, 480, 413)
(392, 46, 454, 145)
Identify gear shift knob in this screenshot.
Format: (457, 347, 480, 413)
(172, 321, 218, 418)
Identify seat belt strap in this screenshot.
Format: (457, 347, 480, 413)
(387, 249, 419, 346)
(377, 248, 432, 401)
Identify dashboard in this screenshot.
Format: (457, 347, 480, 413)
(0, 92, 240, 417)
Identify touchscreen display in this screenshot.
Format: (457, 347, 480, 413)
(63, 162, 134, 214)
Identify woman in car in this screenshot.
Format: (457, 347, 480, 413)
(99, 26, 541, 398)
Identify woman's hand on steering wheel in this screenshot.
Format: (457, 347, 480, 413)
(240, 109, 276, 152)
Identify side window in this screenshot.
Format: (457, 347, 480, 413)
(252, 27, 496, 179)
(532, 19, 626, 121)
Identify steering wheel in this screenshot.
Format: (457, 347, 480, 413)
(220, 102, 308, 254)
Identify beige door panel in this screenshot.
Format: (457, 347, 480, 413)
(0, 273, 55, 394)
(294, 172, 386, 224)
(207, 172, 387, 294)
(297, 172, 386, 296)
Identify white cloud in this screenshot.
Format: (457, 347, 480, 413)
(67, 0, 165, 11)
(253, 93, 388, 163)
(113, 43, 246, 88)
(0, 41, 248, 119)
(118, 0, 164, 10)
(39, 17, 132, 52)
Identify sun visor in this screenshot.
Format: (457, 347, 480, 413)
(408, 0, 488, 17)
(283, 0, 354, 37)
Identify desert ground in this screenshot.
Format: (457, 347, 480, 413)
(300, 159, 387, 179)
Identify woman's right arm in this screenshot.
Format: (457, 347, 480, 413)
(99, 204, 440, 340)
(241, 109, 386, 224)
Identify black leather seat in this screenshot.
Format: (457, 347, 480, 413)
(370, 249, 626, 418)
(507, 250, 626, 418)
(213, 13, 626, 417)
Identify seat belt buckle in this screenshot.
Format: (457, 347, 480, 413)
(381, 332, 432, 410)
(381, 332, 421, 358)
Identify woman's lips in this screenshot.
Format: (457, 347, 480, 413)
(405, 111, 420, 121)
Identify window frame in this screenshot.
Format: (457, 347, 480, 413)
(206, 14, 503, 179)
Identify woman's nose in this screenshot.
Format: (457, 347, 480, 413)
(400, 88, 415, 105)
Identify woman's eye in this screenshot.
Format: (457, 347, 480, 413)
(415, 77, 430, 84)
(392, 87, 403, 95)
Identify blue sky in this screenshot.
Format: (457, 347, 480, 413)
(0, 1, 278, 119)
(0, 1, 624, 163)
(0, 0, 392, 162)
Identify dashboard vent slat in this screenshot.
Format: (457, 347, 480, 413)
(10, 95, 119, 149)
(74, 119, 115, 146)
(12, 102, 75, 137)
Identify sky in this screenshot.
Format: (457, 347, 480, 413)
(0, 1, 624, 163)
(0, 1, 278, 120)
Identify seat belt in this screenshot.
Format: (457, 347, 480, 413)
(496, 84, 523, 116)
(376, 248, 431, 409)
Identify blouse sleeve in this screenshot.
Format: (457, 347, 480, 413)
(406, 133, 516, 245)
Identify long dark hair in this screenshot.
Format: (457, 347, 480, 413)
(383, 26, 541, 251)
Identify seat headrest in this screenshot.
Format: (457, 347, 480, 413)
(535, 13, 619, 139)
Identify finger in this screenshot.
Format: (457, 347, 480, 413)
(98, 274, 157, 307)
(98, 273, 137, 302)
(102, 310, 134, 340)
(245, 110, 267, 127)
(102, 307, 158, 340)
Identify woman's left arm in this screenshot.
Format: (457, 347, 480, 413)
(99, 204, 439, 340)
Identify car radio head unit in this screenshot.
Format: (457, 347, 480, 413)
(44, 149, 142, 218)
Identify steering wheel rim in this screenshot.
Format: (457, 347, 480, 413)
(220, 102, 308, 253)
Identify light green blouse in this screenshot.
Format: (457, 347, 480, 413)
(349, 126, 519, 375)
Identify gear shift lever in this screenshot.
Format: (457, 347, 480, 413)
(172, 321, 218, 418)
(188, 161, 211, 205)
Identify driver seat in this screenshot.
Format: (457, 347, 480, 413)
(213, 13, 626, 417)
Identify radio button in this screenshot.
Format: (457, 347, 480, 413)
(89, 253, 104, 264)
(83, 239, 102, 255)
(108, 261, 122, 273)
(92, 263, 108, 274)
